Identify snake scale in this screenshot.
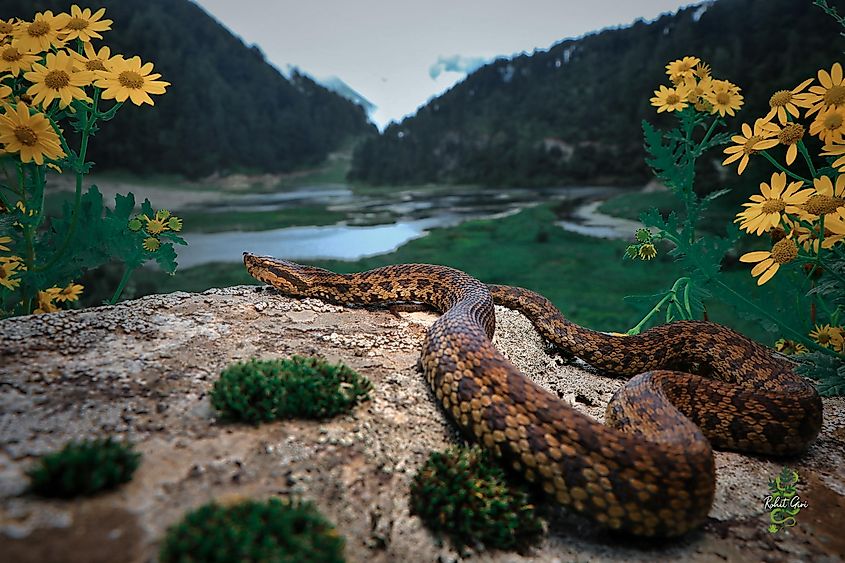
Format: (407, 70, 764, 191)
(243, 253, 823, 537)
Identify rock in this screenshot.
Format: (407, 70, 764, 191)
(0, 286, 843, 562)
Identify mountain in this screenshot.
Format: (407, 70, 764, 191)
(348, 0, 842, 187)
(1, 0, 376, 178)
(314, 74, 377, 116)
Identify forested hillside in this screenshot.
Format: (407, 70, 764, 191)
(350, 0, 841, 187)
(2, 0, 376, 177)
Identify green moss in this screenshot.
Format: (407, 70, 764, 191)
(27, 437, 141, 498)
(410, 446, 543, 552)
(159, 498, 345, 563)
(211, 356, 372, 423)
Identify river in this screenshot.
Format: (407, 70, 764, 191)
(175, 184, 633, 268)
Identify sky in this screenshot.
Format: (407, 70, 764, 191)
(193, 0, 699, 129)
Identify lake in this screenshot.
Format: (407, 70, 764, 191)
(176, 184, 625, 268)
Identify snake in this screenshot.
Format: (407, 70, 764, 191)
(243, 254, 823, 537)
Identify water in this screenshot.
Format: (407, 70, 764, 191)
(176, 185, 623, 267)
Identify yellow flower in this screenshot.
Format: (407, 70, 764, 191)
(145, 217, 166, 234)
(155, 209, 171, 221)
(806, 175, 845, 222)
(763, 79, 813, 125)
(796, 63, 845, 118)
(665, 56, 700, 79)
(820, 143, 845, 172)
(809, 106, 845, 145)
(735, 172, 812, 235)
(739, 237, 798, 285)
(0, 18, 17, 41)
(0, 103, 66, 165)
(33, 290, 59, 314)
(764, 122, 805, 165)
(167, 216, 183, 232)
(69, 44, 122, 73)
(61, 6, 112, 43)
(0, 44, 40, 77)
(694, 62, 711, 80)
(809, 324, 844, 349)
(774, 338, 807, 355)
(94, 55, 170, 106)
(0, 235, 12, 251)
(0, 259, 21, 290)
(638, 243, 657, 260)
(25, 50, 95, 109)
(650, 84, 688, 113)
(722, 120, 779, 175)
(833, 327, 845, 353)
(793, 221, 844, 252)
(681, 75, 712, 106)
(0, 82, 11, 100)
(143, 237, 160, 252)
(12, 10, 70, 53)
(48, 282, 84, 302)
(705, 81, 743, 117)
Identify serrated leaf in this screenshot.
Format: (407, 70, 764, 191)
(153, 243, 179, 273)
(159, 231, 187, 245)
(640, 207, 678, 233)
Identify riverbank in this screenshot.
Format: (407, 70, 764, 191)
(128, 204, 770, 342)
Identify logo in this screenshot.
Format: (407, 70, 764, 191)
(764, 467, 808, 533)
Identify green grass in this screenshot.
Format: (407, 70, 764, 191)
(596, 188, 743, 235)
(178, 206, 347, 233)
(134, 204, 773, 341)
(597, 190, 681, 222)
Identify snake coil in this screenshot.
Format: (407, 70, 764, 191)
(244, 254, 822, 537)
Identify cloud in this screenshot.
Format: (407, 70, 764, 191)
(428, 54, 488, 80)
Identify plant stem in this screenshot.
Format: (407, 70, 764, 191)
(109, 265, 136, 305)
(760, 151, 811, 184)
(796, 140, 818, 178)
(697, 118, 720, 152)
(626, 277, 689, 335)
(34, 90, 99, 273)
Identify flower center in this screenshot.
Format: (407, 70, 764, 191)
(824, 85, 845, 106)
(27, 20, 50, 38)
(666, 93, 680, 105)
(85, 59, 106, 71)
(14, 126, 38, 146)
(804, 195, 845, 215)
(771, 238, 798, 264)
(44, 69, 70, 90)
(743, 135, 762, 155)
(823, 111, 844, 130)
(118, 70, 144, 89)
(1, 46, 22, 62)
(769, 90, 792, 107)
(761, 199, 786, 214)
(778, 123, 805, 145)
(66, 17, 89, 31)
(715, 91, 731, 105)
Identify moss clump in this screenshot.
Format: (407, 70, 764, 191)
(159, 498, 345, 563)
(410, 446, 543, 551)
(210, 356, 372, 423)
(27, 437, 141, 498)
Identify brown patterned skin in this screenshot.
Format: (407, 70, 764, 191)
(243, 254, 823, 537)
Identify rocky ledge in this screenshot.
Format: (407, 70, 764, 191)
(0, 286, 843, 562)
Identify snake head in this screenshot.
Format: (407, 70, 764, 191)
(243, 253, 309, 293)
